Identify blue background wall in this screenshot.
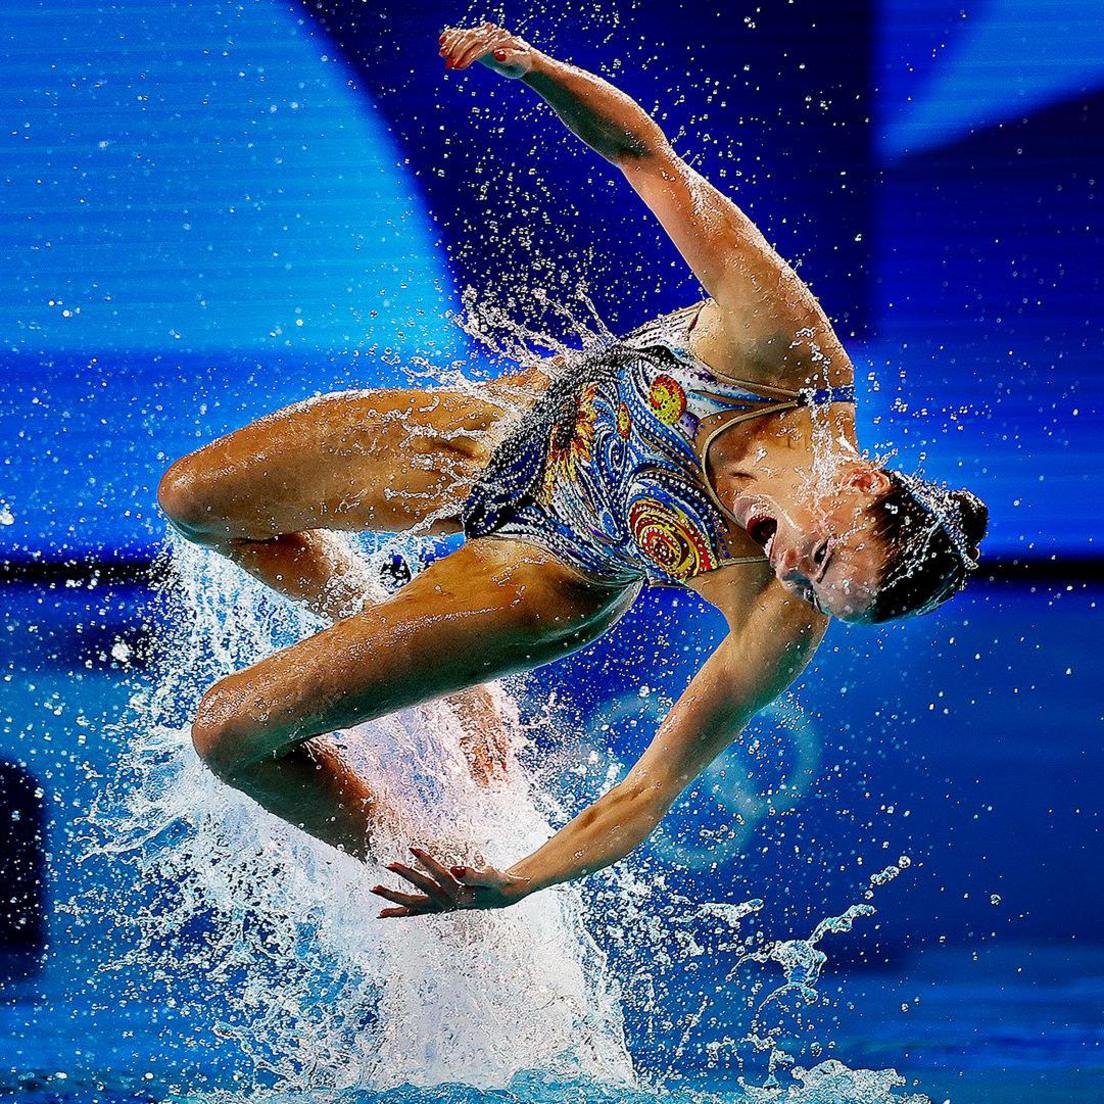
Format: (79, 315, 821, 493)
(2, 0, 463, 556)
(3, 0, 1101, 562)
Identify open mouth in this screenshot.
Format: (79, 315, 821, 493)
(746, 514, 778, 560)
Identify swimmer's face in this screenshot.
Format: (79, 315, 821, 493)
(731, 463, 892, 622)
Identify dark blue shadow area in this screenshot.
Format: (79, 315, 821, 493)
(0, 760, 46, 980)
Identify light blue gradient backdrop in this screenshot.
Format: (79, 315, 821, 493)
(1, 0, 463, 556)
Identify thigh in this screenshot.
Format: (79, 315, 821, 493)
(167, 387, 512, 541)
(198, 538, 637, 770)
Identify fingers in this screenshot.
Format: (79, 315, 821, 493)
(438, 26, 468, 67)
(371, 880, 439, 919)
(454, 27, 500, 71)
(411, 846, 457, 884)
(442, 27, 483, 70)
(370, 883, 433, 909)
(386, 860, 452, 906)
(450, 864, 494, 888)
(439, 22, 507, 71)
(439, 27, 464, 61)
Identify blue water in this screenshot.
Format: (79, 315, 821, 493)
(3, 945, 1103, 1103)
(1, 570, 1102, 1104)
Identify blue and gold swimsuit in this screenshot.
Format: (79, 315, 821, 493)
(462, 301, 855, 587)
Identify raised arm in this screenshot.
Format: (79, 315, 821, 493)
(438, 23, 839, 360)
(372, 581, 825, 916)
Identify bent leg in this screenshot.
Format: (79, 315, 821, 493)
(158, 387, 507, 543)
(157, 384, 547, 791)
(190, 539, 634, 859)
(157, 386, 525, 788)
(157, 387, 515, 620)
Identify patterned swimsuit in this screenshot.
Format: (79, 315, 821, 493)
(462, 302, 855, 587)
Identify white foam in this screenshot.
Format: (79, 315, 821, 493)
(90, 535, 635, 1094)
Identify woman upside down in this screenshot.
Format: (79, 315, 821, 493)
(157, 24, 988, 918)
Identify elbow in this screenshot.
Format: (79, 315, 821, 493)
(614, 132, 673, 167)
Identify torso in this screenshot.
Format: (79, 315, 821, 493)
(463, 300, 856, 589)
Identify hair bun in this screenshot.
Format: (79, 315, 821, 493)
(950, 489, 989, 557)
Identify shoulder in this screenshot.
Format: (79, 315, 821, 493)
(689, 299, 856, 394)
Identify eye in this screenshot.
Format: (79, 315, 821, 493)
(812, 538, 833, 584)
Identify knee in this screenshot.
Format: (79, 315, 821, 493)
(157, 455, 222, 545)
(191, 680, 253, 782)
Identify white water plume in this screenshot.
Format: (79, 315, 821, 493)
(86, 534, 634, 1095)
(72, 534, 937, 1103)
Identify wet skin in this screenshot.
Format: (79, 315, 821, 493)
(159, 375, 635, 856)
(157, 22, 901, 916)
(160, 362, 828, 912)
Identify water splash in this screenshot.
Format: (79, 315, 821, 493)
(649, 862, 928, 1103)
(83, 535, 634, 1095)
(69, 537, 932, 1103)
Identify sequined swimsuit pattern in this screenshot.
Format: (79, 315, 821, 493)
(462, 302, 856, 587)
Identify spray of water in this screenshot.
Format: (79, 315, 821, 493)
(68, 527, 937, 1104)
(85, 535, 634, 1096)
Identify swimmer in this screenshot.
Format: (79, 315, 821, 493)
(157, 24, 988, 918)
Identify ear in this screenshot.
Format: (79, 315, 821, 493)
(844, 465, 892, 497)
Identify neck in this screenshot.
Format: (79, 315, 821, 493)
(711, 407, 861, 507)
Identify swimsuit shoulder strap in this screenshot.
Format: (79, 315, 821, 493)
(623, 302, 857, 553)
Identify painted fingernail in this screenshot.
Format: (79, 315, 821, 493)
(494, 49, 507, 60)
(451, 866, 464, 876)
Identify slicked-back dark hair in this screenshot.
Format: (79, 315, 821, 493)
(865, 473, 989, 623)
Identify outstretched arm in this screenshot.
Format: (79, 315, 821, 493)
(439, 24, 840, 361)
(372, 580, 825, 916)
(441, 22, 664, 161)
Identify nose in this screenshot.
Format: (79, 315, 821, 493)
(776, 558, 819, 611)
(775, 542, 798, 575)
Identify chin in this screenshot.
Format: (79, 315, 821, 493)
(829, 600, 877, 624)
(832, 609, 866, 625)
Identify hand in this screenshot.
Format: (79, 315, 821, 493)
(371, 846, 527, 918)
(438, 22, 538, 80)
